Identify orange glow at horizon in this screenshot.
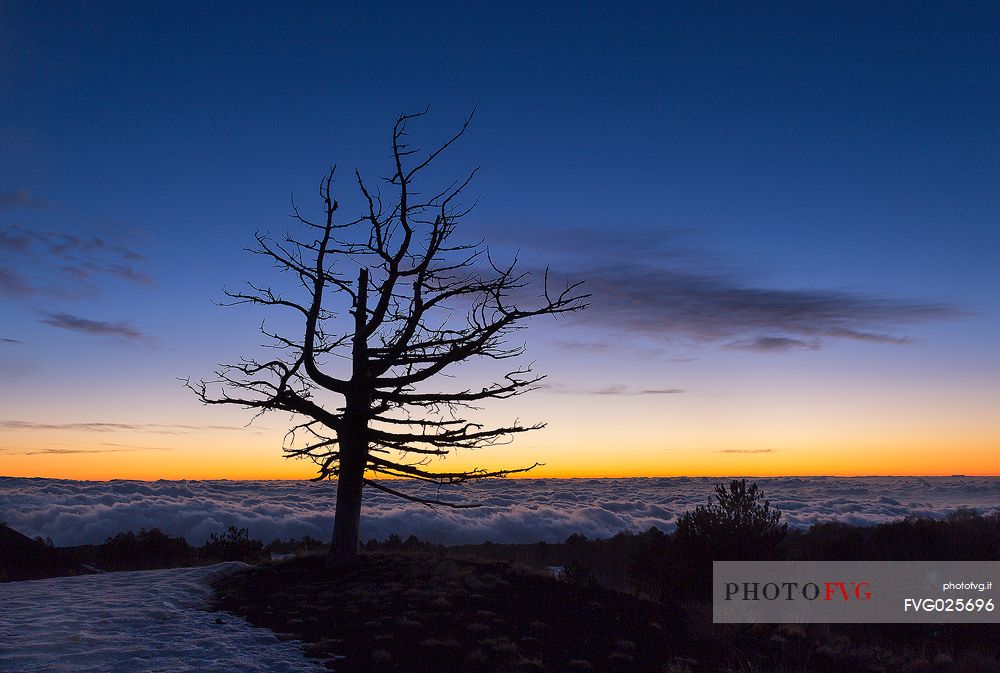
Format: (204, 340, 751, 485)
(3, 377, 998, 481)
(2, 433, 997, 481)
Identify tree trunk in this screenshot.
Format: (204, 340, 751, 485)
(329, 432, 365, 567)
(329, 268, 370, 568)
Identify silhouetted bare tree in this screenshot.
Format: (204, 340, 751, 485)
(188, 111, 587, 565)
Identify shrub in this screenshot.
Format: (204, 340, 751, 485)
(626, 527, 669, 597)
(559, 559, 598, 588)
(202, 526, 264, 562)
(667, 480, 787, 598)
(674, 479, 787, 560)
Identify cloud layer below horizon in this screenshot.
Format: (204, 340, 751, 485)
(1, 476, 996, 547)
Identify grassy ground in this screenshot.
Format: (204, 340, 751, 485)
(211, 552, 689, 673)
(209, 552, 1000, 673)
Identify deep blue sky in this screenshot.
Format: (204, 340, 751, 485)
(1, 2, 997, 477)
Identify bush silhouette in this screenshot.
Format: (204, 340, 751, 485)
(559, 559, 598, 588)
(667, 480, 787, 598)
(203, 526, 264, 562)
(675, 479, 786, 559)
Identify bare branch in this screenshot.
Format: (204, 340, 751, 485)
(362, 478, 481, 509)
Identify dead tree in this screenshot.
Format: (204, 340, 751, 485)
(188, 111, 588, 565)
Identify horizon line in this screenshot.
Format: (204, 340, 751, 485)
(2, 473, 997, 483)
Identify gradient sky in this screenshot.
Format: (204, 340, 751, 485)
(1, 2, 998, 479)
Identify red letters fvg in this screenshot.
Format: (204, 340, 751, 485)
(824, 581, 872, 601)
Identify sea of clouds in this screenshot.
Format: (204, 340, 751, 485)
(1, 476, 997, 547)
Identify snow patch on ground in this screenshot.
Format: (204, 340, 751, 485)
(0, 563, 326, 673)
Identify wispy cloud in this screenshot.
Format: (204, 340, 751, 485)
(726, 337, 820, 352)
(0, 189, 46, 212)
(0, 228, 152, 292)
(0, 189, 153, 303)
(549, 338, 692, 361)
(0, 337, 24, 345)
(591, 385, 684, 395)
(544, 382, 684, 395)
(0, 267, 36, 298)
(12, 447, 174, 456)
(39, 312, 153, 343)
(550, 339, 615, 354)
(0, 227, 33, 252)
(107, 264, 154, 285)
(716, 449, 776, 454)
(1, 420, 259, 434)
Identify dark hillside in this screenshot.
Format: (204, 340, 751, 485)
(0, 523, 85, 581)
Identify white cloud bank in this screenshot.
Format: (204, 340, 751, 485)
(1, 476, 997, 547)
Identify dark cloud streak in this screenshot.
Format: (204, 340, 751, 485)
(39, 312, 152, 343)
(537, 263, 958, 350)
(506, 224, 960, 352)
(726, 337, 819, 352)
